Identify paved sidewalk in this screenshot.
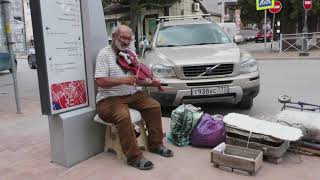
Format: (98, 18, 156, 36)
(239, 42, 320, 60)
(1, 85, 319, 179)
(1, 50, 320, 180)
(1, 108, 320, 180)
(253, 50, 320, 60)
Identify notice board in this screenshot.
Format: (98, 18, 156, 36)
(36, 0, 88, 114)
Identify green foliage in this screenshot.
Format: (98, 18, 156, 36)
(238, 0, 264, 25)
(311, 0, 320, 15)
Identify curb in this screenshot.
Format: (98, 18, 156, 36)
(255, 56, 320, 60)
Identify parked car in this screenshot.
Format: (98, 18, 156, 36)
(240, 29, 259, 42)
(0, 52, 17, 73)
(27, 48, 37, 69)
(255, 31, 272, 42)
(142, 16, 260, 109)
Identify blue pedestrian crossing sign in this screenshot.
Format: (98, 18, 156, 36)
(256, 0, 275, 10)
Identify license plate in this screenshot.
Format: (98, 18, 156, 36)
(192, 86, 229, 96)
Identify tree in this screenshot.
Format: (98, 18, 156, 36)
(238, 0, 264, 25)
(102, 0, 181, 33)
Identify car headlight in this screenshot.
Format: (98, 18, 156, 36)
(152, 64, 176, 78)
(239, 53, 258, 74)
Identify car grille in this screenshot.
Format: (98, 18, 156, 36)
(183, 64, 234, 77)
(186, 80, 233, 87)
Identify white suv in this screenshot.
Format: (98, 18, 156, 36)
(141, 15, 260, 109)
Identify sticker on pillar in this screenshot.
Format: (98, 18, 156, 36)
(51, 80, 87, 112)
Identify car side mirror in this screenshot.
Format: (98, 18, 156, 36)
(141, 43, 151, 58)
(144, 44, 151, 51)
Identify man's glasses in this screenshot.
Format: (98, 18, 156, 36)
(119, 36, 133, 42)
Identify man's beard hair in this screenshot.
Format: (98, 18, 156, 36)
(115, 39, 129, 51)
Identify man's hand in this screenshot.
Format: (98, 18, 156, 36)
(121, 76, 137, 86)
(151, 79, 161, 87)
(152, 79, 164, 91)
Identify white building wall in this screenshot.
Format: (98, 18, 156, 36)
(23, 0, 33, 47)
(10, 0, 26, 54)
(170, 0, 199, 16)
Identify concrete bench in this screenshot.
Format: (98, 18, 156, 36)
(94, 109, 148, 161)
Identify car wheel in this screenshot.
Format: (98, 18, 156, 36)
(237, 98, 253, 109)
(28, 56, 36, 69)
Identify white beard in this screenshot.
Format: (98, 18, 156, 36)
(115, 40, 129, 51)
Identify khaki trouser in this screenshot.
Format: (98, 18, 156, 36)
(96, 91, 163, 164)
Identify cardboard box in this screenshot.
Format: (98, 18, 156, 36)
(211, 144, 263, 175)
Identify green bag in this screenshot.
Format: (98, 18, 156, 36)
(167, 104, 204, 146)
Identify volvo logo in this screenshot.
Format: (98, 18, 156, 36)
(196, 64, 221, 77)
(205, 65, 220, 74)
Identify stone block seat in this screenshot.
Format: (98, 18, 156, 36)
(94, 108, 148, 161)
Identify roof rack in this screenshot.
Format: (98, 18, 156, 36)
(157, 14, 211, 22)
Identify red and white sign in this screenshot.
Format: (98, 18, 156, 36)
(269, 1, 282, 14)
(303, 0, 313, 10)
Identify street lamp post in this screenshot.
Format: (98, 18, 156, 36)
(300, 0, 312, 56)
(0, 0, 22, 114)
(301, 9, 309, 56)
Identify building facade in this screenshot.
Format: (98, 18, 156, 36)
(10, 0, 26, 54)
(23, 0, 33, 48)
(0, 0, 27, 54)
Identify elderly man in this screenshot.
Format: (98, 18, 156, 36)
(95, 25, 173, 170)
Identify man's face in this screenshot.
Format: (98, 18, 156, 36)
(114, 30, 132, 51)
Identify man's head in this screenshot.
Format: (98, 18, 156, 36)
(112, 25, 133, 51)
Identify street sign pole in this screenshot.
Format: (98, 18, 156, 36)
(256, 0, 275, 53)
(0, 0, 22, 114)
(269, 1, 282, 52)
(300, 0, 312, 56)
(301, 9, 309, 56)
(271, 13, 275, 51)
(264, 9, 267, 53)
(303, 9, 308, 44)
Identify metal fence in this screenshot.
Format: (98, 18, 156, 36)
(279, 32, 320, 54)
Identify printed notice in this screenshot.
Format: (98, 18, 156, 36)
(40, 0, 88, 114)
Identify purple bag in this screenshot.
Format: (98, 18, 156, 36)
(190, 113, 225, 148)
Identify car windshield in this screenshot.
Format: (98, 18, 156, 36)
(156, 23, 231, 47)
